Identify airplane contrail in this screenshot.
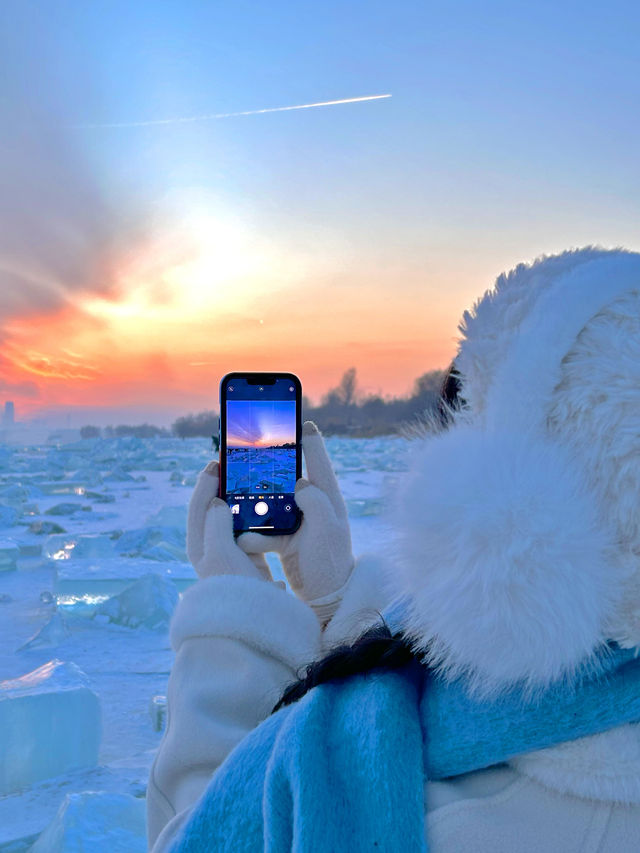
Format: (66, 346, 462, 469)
(79, 94, 392, 129)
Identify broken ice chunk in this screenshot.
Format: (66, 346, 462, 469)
(94, 573, 179, 630)
(0, 660, 100, 795)
(0, 485, 29, 506)
(44, 533, 114, 561)
(114, 526, 186, 561)
(29, 520, 67, 535)
(0, 538, 19, 571)
(30, 790, 146, 852)
(70, 467, 104, 487)
(17, 611, 70, 651)
(103, 467, 136, 482)
(145, 505, 188, 529)
(83, 490, 116, 504)
(21, 502, 40, 517)
(45, 502, 84, 516)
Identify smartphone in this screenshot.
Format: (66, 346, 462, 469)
(219, 372, 302, 537)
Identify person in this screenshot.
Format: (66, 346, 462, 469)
(147, 246, 640, 852)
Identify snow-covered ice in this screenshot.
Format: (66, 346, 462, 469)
(0, 434, 408, 850)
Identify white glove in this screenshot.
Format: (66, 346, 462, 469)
(186, 460, 273, 582)
(237, 421, 354, 624)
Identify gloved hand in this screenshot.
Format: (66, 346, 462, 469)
(237, 421, 354, 624)
(186, 460, 273, 582)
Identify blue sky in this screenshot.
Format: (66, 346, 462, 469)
(15, 0, 637, 247)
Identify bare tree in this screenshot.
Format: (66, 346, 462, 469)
(338, 367, 358, 406)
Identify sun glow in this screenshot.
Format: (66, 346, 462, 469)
(82, 211, 281, 326)
(0, 199, 459, 421)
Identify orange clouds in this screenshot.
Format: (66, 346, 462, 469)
(0, 272, 458, 423)
(0, 208, 468, 423)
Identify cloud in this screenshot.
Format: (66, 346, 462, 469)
(0, 377, 41, 399)
(11, 353, 100, 382)
(0, 5, 138, 323)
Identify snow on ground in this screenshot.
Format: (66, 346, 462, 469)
(0, 435, 409, 851)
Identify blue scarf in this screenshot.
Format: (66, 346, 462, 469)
(170, 643, 640, 853)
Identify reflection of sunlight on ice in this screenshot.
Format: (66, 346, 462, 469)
(51, 542, 76, 560)
(74, 487, 86, 496)
(0, 660, 60, 691)
(57, 593, 110, 607)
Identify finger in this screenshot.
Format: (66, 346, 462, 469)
(187, 460, 219, 566)
(247, 552, 273, 582)
(237, 531, 284, 554)
(199, 499, 263, 580)
(301, 422, 347, 521)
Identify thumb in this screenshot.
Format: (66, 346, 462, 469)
(237, 531, 281, 554)
(198, 499, 264, 580)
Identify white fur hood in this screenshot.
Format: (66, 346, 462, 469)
(390, 248, 640, 695)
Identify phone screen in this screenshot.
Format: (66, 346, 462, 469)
(220, 373, 302, 536)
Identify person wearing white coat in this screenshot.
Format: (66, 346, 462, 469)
(147, 246, 640, 852)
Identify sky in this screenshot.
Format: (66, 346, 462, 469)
(227, 401, 296, 448)
(1, 0, 639, 426)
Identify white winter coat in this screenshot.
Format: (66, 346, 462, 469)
(147, 557, 640, 853)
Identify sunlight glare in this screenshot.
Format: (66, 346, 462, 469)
(81, 211, 277, 326)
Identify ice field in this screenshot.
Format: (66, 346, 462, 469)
(0, 434, 410, 851)
(226, 445, 297, 493)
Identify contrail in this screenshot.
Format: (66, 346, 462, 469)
(79, 94, 392, 129)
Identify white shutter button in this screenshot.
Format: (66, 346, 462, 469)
(254, 501, 269, 516)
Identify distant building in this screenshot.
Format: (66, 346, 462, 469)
(3, 402, 15, 426)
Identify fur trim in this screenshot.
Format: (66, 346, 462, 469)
(390, 248, 640, 693)
(484, 252, 640, 431)
(455, 247, 631, 418)
(546, 288, 640, 648)
(170, 576, 321, 671)
(392, 426, 622, 695)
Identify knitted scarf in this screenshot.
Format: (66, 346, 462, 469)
(170, 644, 640, 853)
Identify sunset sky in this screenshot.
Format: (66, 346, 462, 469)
(1, 1, 639, 425)
(227, 401, 296, 448)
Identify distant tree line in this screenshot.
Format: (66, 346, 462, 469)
(169, 368, 447, 440)
(80, 368, 448, 441)
(171, 411, 218, 440)
(302, 367, 446, 437)
(80, 423, 170, 439)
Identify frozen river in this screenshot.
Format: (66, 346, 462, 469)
(0, 434, 410, 851)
